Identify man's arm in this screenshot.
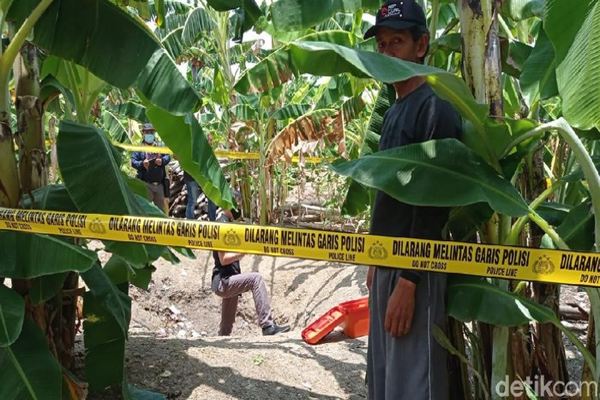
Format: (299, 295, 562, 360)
(385, 278, 416, 336)
(218, 251, 244, 266)
(131, 152, 146, 170)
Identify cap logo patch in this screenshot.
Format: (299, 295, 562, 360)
(386, 3, 403, 17)
(381, 5, 389, 17)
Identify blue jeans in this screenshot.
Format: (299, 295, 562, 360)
(185, 180, 200, 219)
(207, 198, 217, 221)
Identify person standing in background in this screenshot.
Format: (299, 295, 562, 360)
(183, 171, 200, 219)
(131, 123, 171, 213)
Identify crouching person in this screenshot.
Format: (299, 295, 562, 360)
(211, 208, 290, 336)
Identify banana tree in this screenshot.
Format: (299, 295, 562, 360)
(0, 0, 233, 398)
(234, 3, 600, 396)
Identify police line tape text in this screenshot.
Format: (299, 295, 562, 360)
(393, 240, 529, 266)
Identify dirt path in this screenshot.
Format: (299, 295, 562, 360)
(111, 249, 370, 399)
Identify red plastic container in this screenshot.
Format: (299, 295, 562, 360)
(301, 297, 369, 345)
(340, 297, 369, 338)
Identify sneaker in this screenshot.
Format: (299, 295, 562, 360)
(262, 323, 290, 336)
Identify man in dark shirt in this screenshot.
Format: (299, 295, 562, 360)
(211, 208, 290, 336)
(130, 123, 171, 213)
(363, 1, 462, 399)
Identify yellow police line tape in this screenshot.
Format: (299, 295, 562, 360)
(1, 207, 599, 287)
(111, 142, 328, 164)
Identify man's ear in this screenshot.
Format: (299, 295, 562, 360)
(416, 33, 429, 59)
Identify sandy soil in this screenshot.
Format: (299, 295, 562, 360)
(89, 249, 370, 400)
(83, 248, 591, 400)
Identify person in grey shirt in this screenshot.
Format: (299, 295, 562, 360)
(363, 1, 462, 399)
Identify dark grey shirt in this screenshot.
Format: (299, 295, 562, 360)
(369, 83, 462, 283)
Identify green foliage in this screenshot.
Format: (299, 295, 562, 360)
(544, 0, 595, 63)
(519, 28, 557, 103)
(270, 0, 379, 31)
(8, 0, 201, 115)
(0, 285, 24, 347)
(504, 0, 544, 21)
(146, 106, 235, 209)
(83, 290, 128, 392)
(57, 120, 164, 266)
(182, 7, 215, 46)
(332, 138, 529, 216)
(341, 84, 392, 215)
(448, 276, 596, 376)
(104, 255, 154, 290)
(82, 263, 132, 338)
(29, 273, 68, 305)
(555, 201, 594, 251)
(0, 232, 97, 278)
(553, 0, 600, 130)
(0, 320, 62, 400)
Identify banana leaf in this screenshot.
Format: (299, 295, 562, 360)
(520, 28, 557, 103)
(270, 0, 379, 31)
(83, 290, 128, 392)
(29, 273, 68, 305)
(555, 201, 594, 251)
(81, 263, 131, 338)
(21, 184, 77, 211)
(182, 7, 216, 46)
(0, 232, 97, 278)
(0, 285, 24, 347)
(0, 319, 62, 400)
(146, 106, 234, 209)
(112, 101, 148, 123)
(161, 27, 185, 60)
(104, 255, 154, 290)
(235, 40, 513, 163)
(8, 0, 200, 115)
(448, 275, 595, 376)
(270, 104, 312, 121)
(544, 0, 595, 63)
(503, 0, 544, 20)
(207, 0, 262, 37)
(20, 185, 85, 304)
(332, 138, 529, 217)
(545, 0, 600, 129)
(57, 120, 164, 266)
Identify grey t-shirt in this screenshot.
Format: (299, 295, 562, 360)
(369, 83, 462, 283)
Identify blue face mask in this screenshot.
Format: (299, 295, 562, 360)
(143, 133, 155, 144)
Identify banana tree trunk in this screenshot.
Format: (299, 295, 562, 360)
(0, 0, 53, 209)
(0, 112, 20, 208)
(523, 150, 569, 395)
(0, 61, 20, 208)
(13, 41, 79, 369)
(582, 313, 596, 400)
(458, 1, 507, 397)
(14, 42, 46, 196)
(458, 0, 503, 116)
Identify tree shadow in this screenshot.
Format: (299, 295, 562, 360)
(290, 266, 368, 328)
(113, 333, 368, 400)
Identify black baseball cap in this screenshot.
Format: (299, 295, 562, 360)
(364, 0, 427, 39)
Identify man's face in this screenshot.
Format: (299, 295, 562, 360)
(375, 27, 427, 62)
